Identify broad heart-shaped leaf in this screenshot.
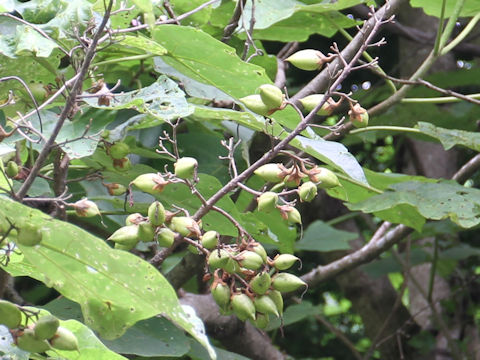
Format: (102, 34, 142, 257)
(82, 75, 193, 125)
(0, 198, 216, 359)
(295, 220, 356, 252)
(417, 121, 480, 151)
(347, 181, 480, 230)
(410, 0, 480, 17)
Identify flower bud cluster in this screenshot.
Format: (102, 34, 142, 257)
(0, 301, 79, 354)
(208, 242, 306, 328)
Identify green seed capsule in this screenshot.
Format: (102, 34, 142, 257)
(231, 293, 256, 321)
(252, 312, 269, 329)
(16, 223, 42, 246)
(125, 213, 144, 226)
(254, 295, 279, 317)
(250, 242, 268, 263)
(207, 249, 230, 269)
(239, 94, 271, 116)
(249, 272, 271, 295)
(108, 225, 139, 247)
(157, 228, 176, 247)
(237, 251, 264, 270)
(49, 327, 79, 351)
(211, 282, 230, 309)
(113, 157, 131, 172)
(131, 173, 168, 195)
(258, 84, 283, 109)
(200, 231, 219, 250)
(138, 221, 155, 242)
(349, 103, 369, 128)
(73, 199, 100, 218)
(223, 257, 240, 274)
(104, 182, 127, 196)
(148, 201, 166, 227)
(285, 49, 327, 71)
(272, 273, 307, 293)
(109, 142, 130, 160)
(170, 216, 200, 237)
(254, 164, 285, 183)
(257, 192, 278, 213)
(298, 181, 318, 202)
(268, 290, 284, 316)
(0, 300, 22, 329)
(34, 315, 60, 340)
(6, 161, 19, 178)
(174, 157, 198, 179)
(309, 167, 340, 189)
(17, 329, 51, 353)
(272, 254, 300, 271)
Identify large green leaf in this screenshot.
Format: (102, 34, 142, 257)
(410, 0, 480, 17)
(347, 181, 480, 230)
(417, 121, 480, 151)
(0, 197, 216, 359)
(295, 220, 356, 252)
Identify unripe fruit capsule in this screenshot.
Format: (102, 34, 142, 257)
(237, 250, 264, 270)
(148, 201, 166, 227)
(200, 230, 219, 250)
(211, 282, 230, 309)
(49, 327, 79, 351)
(239, 94, 271, 116)
(272, 273, 307, 293)
(268, 290, 284, 315)
(113, 157, 131, 172)
(17, 329, 51, 353)
(299, 94, 338, 116)
(258, 84, 283, 109)
(157, 228, 176, 247)
(170, 216, 201, 237)
(108, 225, 140, 247)
(249, 242, 268, 263)
(309, 167, 340, 189)
(73, 199, 100, 218)
(125, 213, 144, 226)
(0, 300, 22, 329)
(174, 157, 198, 179)
(131, 173, 168, 195)
(254, 163, 285, 183)
(252, 312, 269, 329)
(138, 221, 155, 242)
(34, 315, 60, 340)
(272, 254, 300, 271)
(254, 295, 279, 317)
(16, 223, 42, 246)
(231, 293, 256, 321)
(109, 142, 130, 160)
(249, 271, 271, 295)
(286, 49, 330, 71)
(6, 161, 19, 178)
(207, 249, 230, 269)
(257, 192, 278, 213)
(298, 181, 317, 202)
(104, 182, 127, 196)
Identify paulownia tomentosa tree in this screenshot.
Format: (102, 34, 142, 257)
(1, 0, 480, 359)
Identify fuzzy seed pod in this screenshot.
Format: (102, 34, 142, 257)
(156, 228, 176, 247)
(207, 249, 230, 269)
(34, 315, 60, 340)
(6, 161, 19, 178)
(0, 300, 22, 329)
(298, 181, 318, 202)
(104, 182, 127, 196)
(286, 49, 333, 71)
(231, 293, 256, 321)
(257, 192, 278, 213)
(254, 163, 286, 183)
(73, 199, 100, 218)
(268, 290, 284, 315)
(200, 230, 219, 250)
(108, 225, 140, 247)
(239, 94, 271, 116)
(237, 251, 264, 270)
(254, 295, 279, 317)
(258, 84, 284, 109)
(138, 221, 155, 242)
(16, 223, 42, 246)
(169, 216, 201, 237)
(148, 201, 166, 227)
(211, 282, 230, 310)
(174, 157, 198, 179)
(249, 272, 272, 295)
(49, 327, 79, 351)
(17, 329, 51, 353)
(130, 173, 169, 195)
(272, 273, 307, 292)
(252, 313, 269, 329)
(272, 254, 300, 271)
(109, 142, 130, 159)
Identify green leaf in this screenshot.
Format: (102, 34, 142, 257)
(347, 181, 480, 229)
(14, 25, 58, 57)
(417, 121, 480, 151)
(119, 34, 167, 55)
(0, 197, 215, 358)
(410, 0, 480, 17)
(295, 220, 356, 252)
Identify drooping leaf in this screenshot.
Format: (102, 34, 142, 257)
(410, 0, 480, 17)
(347, 181, 480, 229)
(0, 197, 215, 358)
(417, 121, 480, 151)
(295, 220, 356, 252)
